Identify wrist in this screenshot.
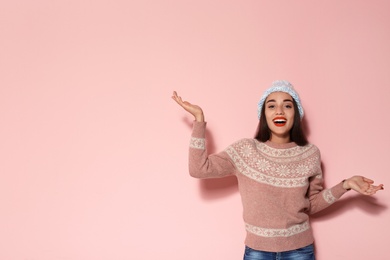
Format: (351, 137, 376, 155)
(195, 113, 205, 122)
(342, 179, 351, 191)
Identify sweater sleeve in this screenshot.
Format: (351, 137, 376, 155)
(307, 178, 349, 215)
(188, 121, 236, 179)
(306, 149, 349, 215)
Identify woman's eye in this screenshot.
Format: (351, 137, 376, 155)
(268, 105, 275, 109)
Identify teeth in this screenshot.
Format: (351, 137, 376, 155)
(274, 120, 286, 123)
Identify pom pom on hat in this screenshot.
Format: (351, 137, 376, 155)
(257, 80, 304, 120)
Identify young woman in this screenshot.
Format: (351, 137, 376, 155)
(172, 80, 384, 260)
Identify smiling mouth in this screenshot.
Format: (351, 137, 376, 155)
(273, 117, 287, 127)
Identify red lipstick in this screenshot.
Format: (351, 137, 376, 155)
(273, 117, 287, 127)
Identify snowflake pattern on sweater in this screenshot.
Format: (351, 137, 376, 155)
(225, 139, 321, 188)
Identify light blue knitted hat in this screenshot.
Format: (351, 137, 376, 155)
(257, 80, 304, 120)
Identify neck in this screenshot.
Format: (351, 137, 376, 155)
(269, 134, 291, 144)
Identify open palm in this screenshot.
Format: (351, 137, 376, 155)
(172, 91, 204, 122)
(345, 176, 384, 195)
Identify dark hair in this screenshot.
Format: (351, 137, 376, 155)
(254, 99, 308, 146)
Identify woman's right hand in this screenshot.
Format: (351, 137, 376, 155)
(172, 91, 204, 122)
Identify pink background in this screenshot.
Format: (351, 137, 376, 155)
(1, 1, 389, 259)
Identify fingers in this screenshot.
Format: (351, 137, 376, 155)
(172, 91, 185, 106)
(376, 184, 384, 191)
(361, 184, 384, 196)
(171, 91, 196, 112)
(171, 91, 179, 101)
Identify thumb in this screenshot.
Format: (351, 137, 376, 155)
(362, 177, 374, 184)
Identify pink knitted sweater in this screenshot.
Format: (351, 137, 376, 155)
(189, 121, 348, 252)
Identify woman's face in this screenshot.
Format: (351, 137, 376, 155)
(264, 92, 295, 143)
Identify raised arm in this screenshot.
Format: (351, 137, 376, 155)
(172, 91, 235, 179)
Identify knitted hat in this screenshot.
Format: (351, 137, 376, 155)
(257, 80, 304, 120)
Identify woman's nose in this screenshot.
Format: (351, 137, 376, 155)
(276, 106, 284, 114)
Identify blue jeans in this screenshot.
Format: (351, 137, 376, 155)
(243, 244, 315, 260)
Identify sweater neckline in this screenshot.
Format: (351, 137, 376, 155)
(263, 140, 298, 149)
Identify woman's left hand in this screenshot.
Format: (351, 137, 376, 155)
(343, 176, 384, 195)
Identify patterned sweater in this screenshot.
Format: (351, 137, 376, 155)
(189, 121, 348, 252)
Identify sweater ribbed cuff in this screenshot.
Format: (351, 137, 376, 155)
(192, 121, 207, 138)
(331, 181, 349, 199)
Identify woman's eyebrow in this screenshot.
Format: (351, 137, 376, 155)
(266, 99, 293, 103)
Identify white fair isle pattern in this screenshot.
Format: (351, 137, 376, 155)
(224, 139, 323, 188)
(226, 146, 309, 188)
(246, 221, 310, 238)
(189, 137, 205, 150)
(322, 189, 336, 204)
(255, 142, 317, 161)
